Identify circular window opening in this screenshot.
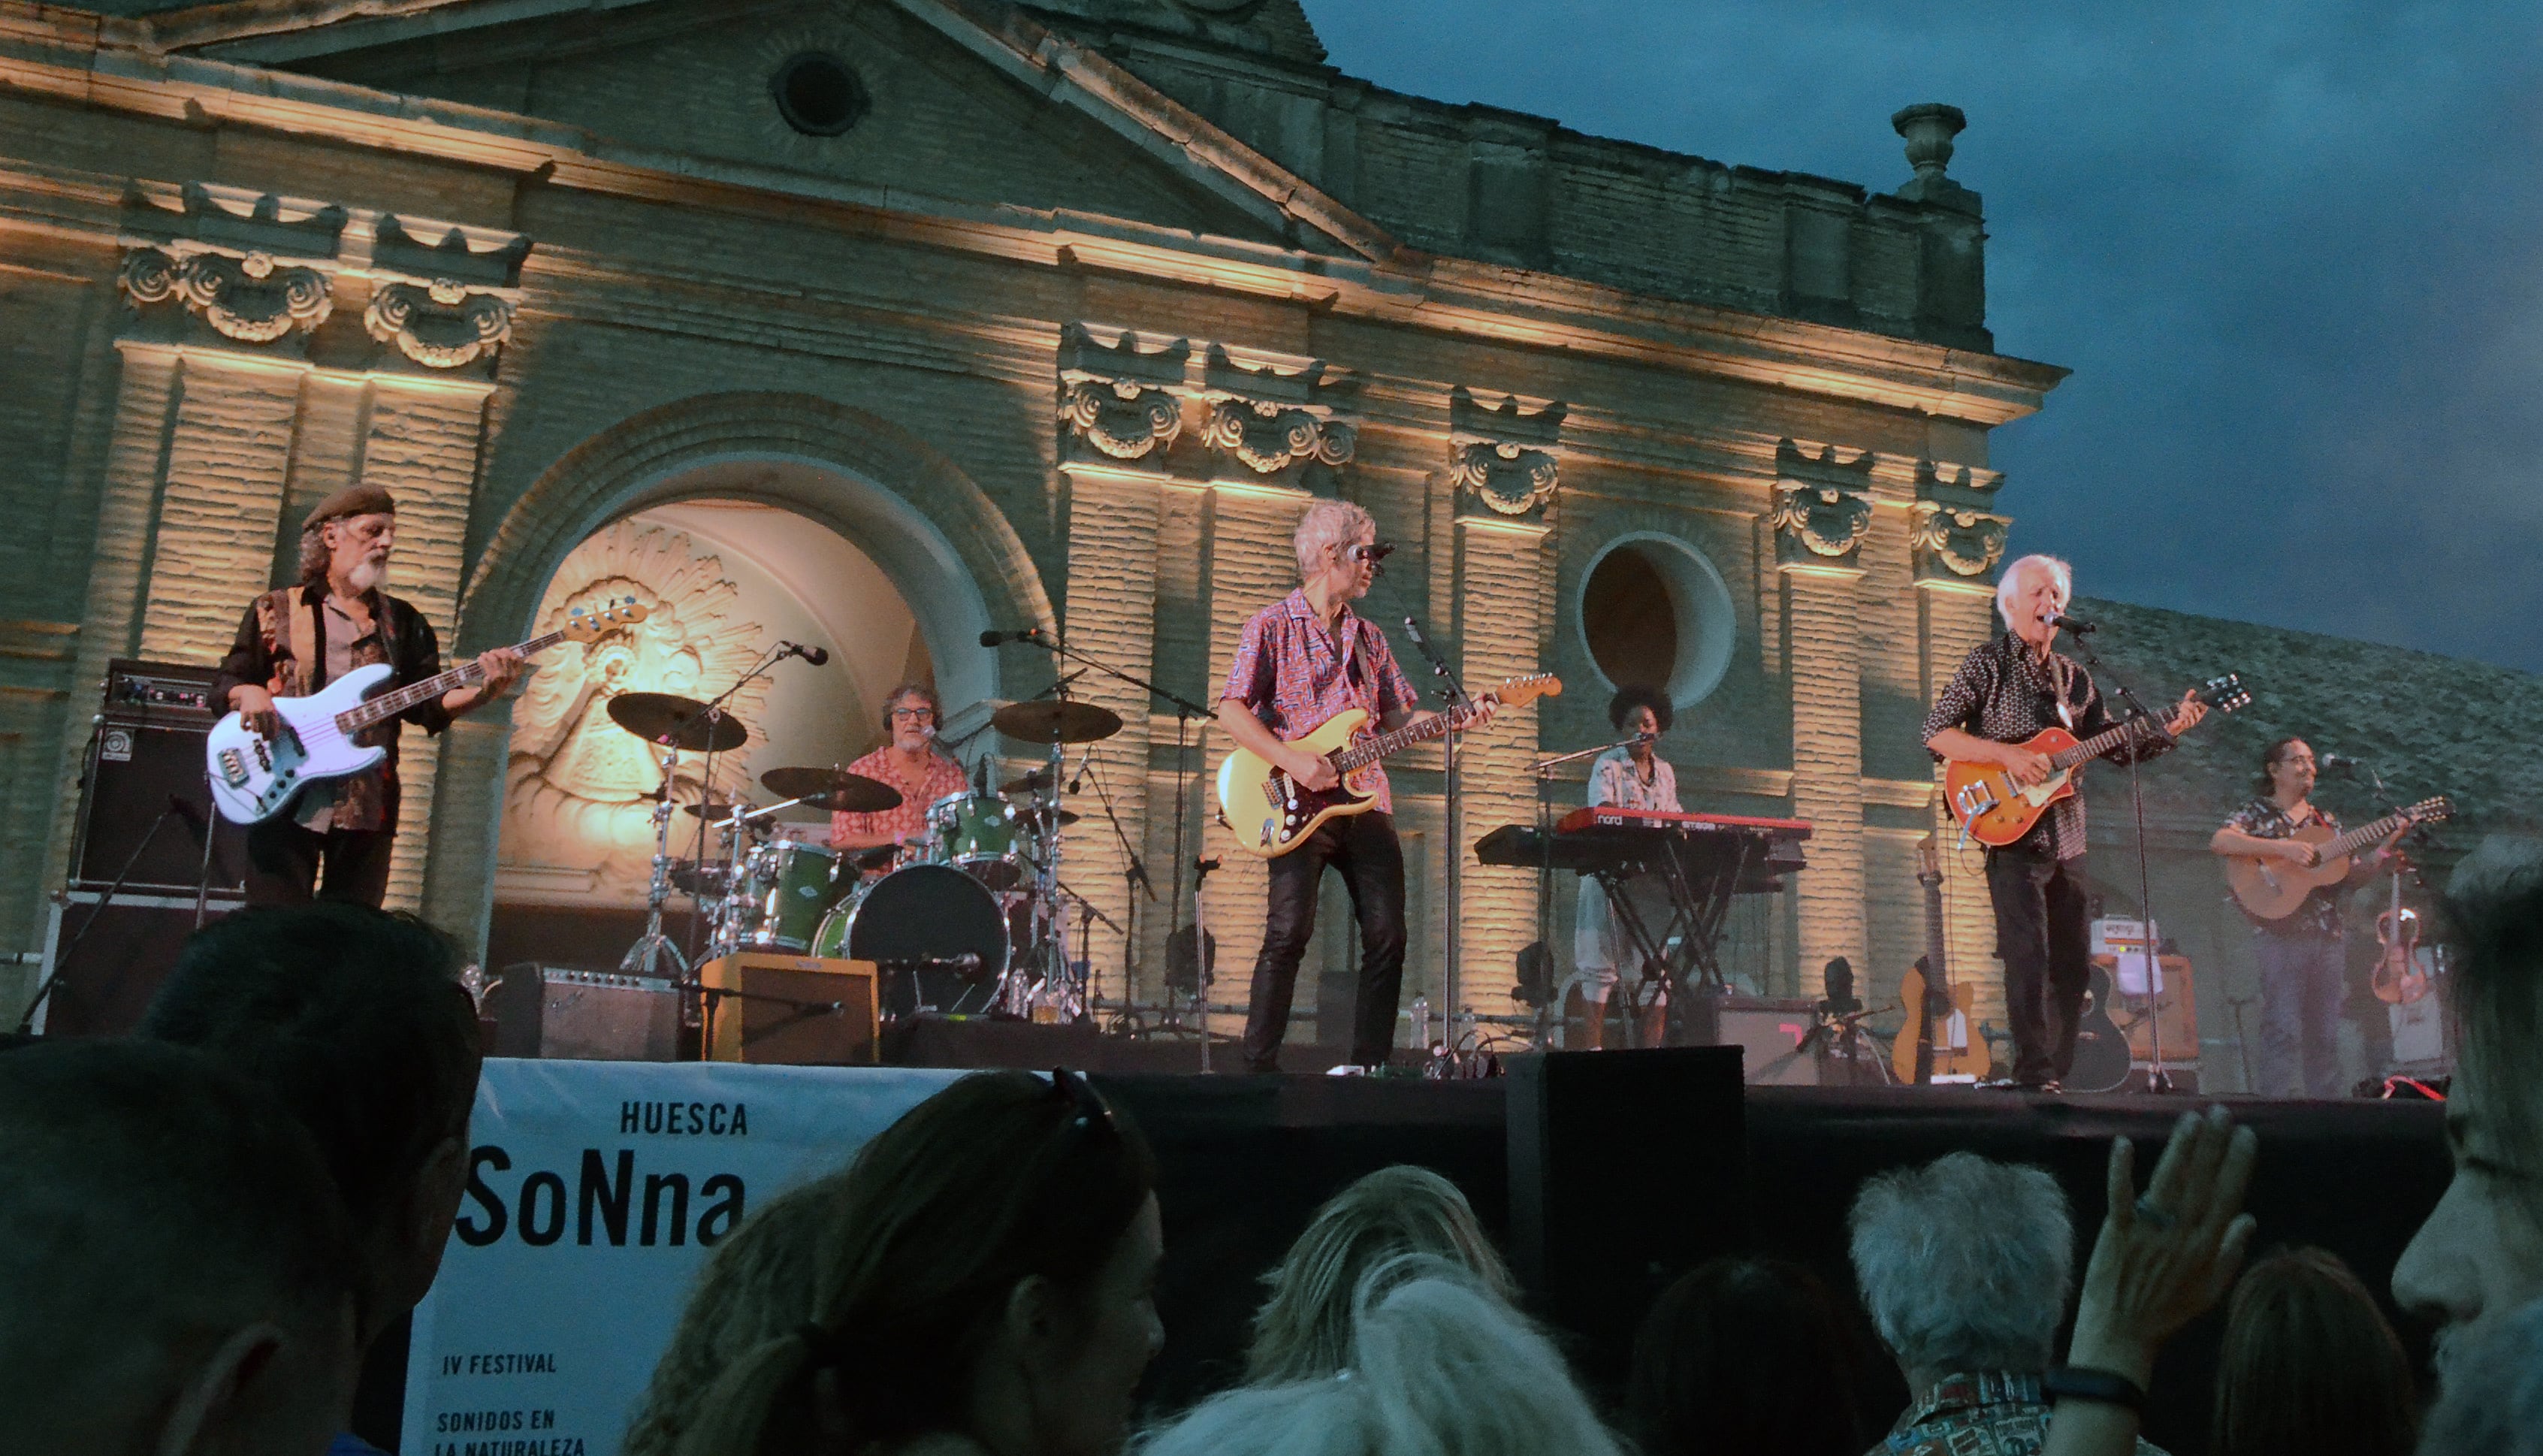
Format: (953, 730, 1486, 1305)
(772, 52, 870, 137)
(1575, 533, 1736, 711)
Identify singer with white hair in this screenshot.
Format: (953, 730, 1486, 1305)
(1919, 554, 2209, 1089)
(828, 681, 967, 864)
(213, 485, 522, 907)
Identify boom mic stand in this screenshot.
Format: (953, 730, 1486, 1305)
(2063, 628, 2179, 1093)
(18, 802, 184, 1033)
(1403, 616, 1472, 1050)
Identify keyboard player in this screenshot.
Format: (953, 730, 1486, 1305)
(1571, 684, 1679, 1032)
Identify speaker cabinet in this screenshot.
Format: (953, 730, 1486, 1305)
(699, 953, 879, 1065)
(71, 663, 247, 896)
(35, 892, 240, 1037)
(1681, 993, 1826, 1085)
(489, 965, 678, 1061)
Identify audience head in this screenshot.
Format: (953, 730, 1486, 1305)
(624, 1170, 850, 1456)
(1628, 1256, 1865, 1456)
(1246, 1164, 1515, 1383)
(0, 1039, 358, 1456)
(2418, 1293, 2543, 1456)
(142, 903, 482, 1345)
(1140, 1258, 1624, 1456)
(2212, 1246, 2416, 1456)
(672, 1069, 1162, 1456)
(2396, 862, 2543, 1373)
(1849, 1151, 2072, 1382)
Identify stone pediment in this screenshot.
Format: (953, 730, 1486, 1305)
(166, 0, 1389, 261)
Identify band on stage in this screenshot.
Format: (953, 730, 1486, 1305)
(208, 487, 2445, 1087)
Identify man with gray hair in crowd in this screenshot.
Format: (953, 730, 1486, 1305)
(1850, 1150, 2166, 1455)
(0, 1038, 360, 1455)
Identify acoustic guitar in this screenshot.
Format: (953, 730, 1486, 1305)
(1891, 836, 1984, 1083)
(206, 598, 648, 824)
(2222, 796, 2451, 923)
(1943, 673, 2248, 847)
(2066, 962, 2135, 1095)
(1213, 674, 1560, 858)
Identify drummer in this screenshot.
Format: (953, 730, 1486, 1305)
(829, 681, 968, 868)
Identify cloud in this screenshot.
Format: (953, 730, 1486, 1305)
(1300, 2, 2543, 668)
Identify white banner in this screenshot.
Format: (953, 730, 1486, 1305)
(401, 1059, 965, 1456)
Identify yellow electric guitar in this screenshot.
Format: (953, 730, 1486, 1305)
(1215, 674, 1561, 857)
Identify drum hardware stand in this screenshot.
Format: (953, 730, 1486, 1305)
(1192, 853, 1221, 1071)
(1402, 615, 1472, 1052)
(986, 628, 1214, 1029)
(621, 737, 698, 1010)
(2065, 630, 2179, 1094)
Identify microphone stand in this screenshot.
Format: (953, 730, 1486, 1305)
(1531, 733, 1651, 1049)
(1403, 616, 1472, 1050)
(1076, 750, 1155, 1007)
(2061, 627, 2178, 1093)
(21, 804, 183, 1033)
(991, 630, 1212, 1016)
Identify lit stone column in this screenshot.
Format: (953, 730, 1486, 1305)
(1057, 467, 1162, 999)
(364, 378, 497, 914)
(135, 351, 310, 662)
(1770, 443, 1879, 998)
(422, 702, 512, 959)
(1911, 467, 2012, 1026)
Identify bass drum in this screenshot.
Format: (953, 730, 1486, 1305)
(811, 863, 1007, 1019)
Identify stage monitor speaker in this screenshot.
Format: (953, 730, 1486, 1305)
(1680, 993, 1824, 1085)
(71, 661, 246, 895)
(35, 891, 240, 1036)
(490, 965, 678, 1061)
(699, 953, 879, 1065)
(1507, 1047, 1746, 1399)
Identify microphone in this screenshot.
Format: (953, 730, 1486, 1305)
(1401, 615, 1429, 648)
(1069, 745, 1092, 794)
(2051, 613, 2098, 636)
(779, 641, 830, 666)
(2318, 752, 2361, 770)
(979, 628, 1044, 648)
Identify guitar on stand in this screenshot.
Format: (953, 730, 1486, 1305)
(207, 599, 650, 823)
(1892, 836, 1984, 1083)
(1942, 673, 2249, 846)
(2372, 850, 2433, 1005)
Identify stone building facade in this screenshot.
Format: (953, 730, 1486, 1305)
(0, 0, 2067, 1042)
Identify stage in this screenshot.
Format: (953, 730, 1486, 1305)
(351, 1044, 2449, 1456)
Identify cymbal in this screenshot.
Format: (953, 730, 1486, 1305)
(760, 766, 903, 814)
(1015, 804, 1080, 828)
(1001, 769, 1055, 796)
(608, 692, 749, 754)
(992, 699, 1123, 745)
(678, 797, 757, 822)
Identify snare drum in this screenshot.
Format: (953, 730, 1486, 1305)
(811, 863, 1009, 1018)
(743, 840, 846, 952)
(927, 790, 1025, 890)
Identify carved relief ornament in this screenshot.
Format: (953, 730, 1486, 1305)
(1059, 322, 1189, 462)
(1199, 345, 1359, 475)
(1449, 387, 1566, 516)
(1910, 502, 2010, 579)
(119, 246, 332, 343)
(1770, 482, 1874, 564)
(361, 216, 530, 370)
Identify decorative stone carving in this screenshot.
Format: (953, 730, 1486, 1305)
(364, 280, 513, 369)
(1449, 386, 1566, 517)
(363, 216, 531, 370)
(501, 523, 768, 905)
(1771, 438, 1877, 571)
(119, 246, 334, 343)
(125, 183, 348, 261)
(1058, 322, 1189, 463)
(1909, 502, 2010, 580)
(1199, 344, 1358, 475)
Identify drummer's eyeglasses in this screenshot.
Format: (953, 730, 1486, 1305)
(890, 706, 936, 721)
(1050, 1066, 1121, 1144)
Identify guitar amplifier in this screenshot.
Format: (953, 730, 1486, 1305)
(69, 661, 247, 894)
(488, 965, 679, 1061)
(1681, 994, 1826, 1086)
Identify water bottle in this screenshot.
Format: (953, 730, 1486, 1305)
(1409, 995, 1431, 1052)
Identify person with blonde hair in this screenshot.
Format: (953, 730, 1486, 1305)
(1246, 1164, 1515, 1382)
(1219, 497, 1490, 1072)
(658, 1070, 1164, 1456)
(1139, 1258, 1624, 1456)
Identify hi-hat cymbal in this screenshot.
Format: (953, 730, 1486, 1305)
(760, 766, 903, 814)
(1014, 803, 1080, 829)
(1001, 769, 1055, 796)
(992, 700, 1123, 745)
(608, 692, 749, 754)
(678, 797, 753, 822)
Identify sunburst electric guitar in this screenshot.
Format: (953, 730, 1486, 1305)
(205, 598, 648, 825)
(1216, 674, 1561, 858)
(1943, 673, 2249, 848)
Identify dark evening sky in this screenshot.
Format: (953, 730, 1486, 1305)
(1301, 2, 2543, 671)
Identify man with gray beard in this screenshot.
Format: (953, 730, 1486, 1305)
(213, 484, 521, 906)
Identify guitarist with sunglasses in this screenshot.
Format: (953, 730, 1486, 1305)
(1216, 500, 1494, 1074)
(1920, 554, 2210, 1091)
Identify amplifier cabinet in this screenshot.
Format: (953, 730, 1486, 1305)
(71, 661, 247, 895)
(1678, 993, 1826, 1086)
(35, 891, 242, 1036)
(699, 953, 879, 1065)
(490, 964, 679, 1062)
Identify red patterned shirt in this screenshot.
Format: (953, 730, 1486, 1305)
(1220, 588, 1421, 814)
(828, 745, 969, 851)
(1877, 1371, 2169, 1456)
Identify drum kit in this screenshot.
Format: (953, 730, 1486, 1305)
(606, 687, 1127, 1029)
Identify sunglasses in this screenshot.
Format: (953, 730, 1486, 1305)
(1343, 542, 1397, 565)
